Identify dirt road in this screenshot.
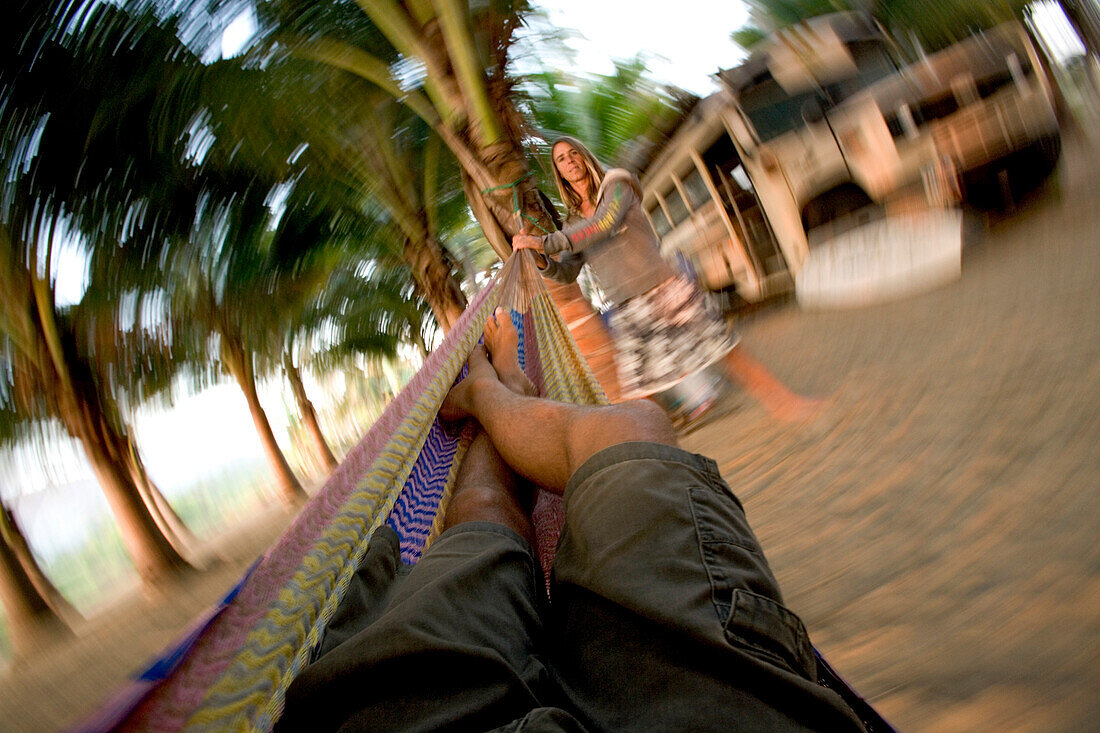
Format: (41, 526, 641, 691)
(680, 133, 1100, 731)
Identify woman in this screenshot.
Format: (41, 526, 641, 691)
(513, 136, 819, 421)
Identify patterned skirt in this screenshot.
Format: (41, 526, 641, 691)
(608, 276, 740, 400)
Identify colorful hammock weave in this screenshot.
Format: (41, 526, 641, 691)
(78, 252, 605, 732)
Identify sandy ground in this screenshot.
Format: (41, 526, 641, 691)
(2, 135, 1098, 732)
(0, 503, 297, 732)
(678, 132, 1100, 731)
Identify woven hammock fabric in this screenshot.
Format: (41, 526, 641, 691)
(83, 252, 605, 732)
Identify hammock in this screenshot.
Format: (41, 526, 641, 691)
(78, 251, 891, 732)
(77, 251, 605, 732)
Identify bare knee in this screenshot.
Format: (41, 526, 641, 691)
(614, 399, 678, 445)
(443, 483, 533, 544)
(566, 399, 677, 477)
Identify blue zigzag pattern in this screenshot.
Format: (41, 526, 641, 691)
(512, 308, 527, 372)
(386, 308, 530, 564)
(388, 418, 461, 563)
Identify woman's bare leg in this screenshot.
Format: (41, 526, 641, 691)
(722, 346, 824, 422)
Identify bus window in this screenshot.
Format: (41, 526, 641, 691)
(736, 38, 897, 143)
(829, 40, 898, 100)
(738, 73, 822, 142)
(664, 186, 690, 226)
(648, 203, 672, 238)
(682, 169, 712, 211)
(731, 165, 753, 192)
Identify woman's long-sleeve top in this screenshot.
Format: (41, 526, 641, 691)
(540, 169, 675, 304)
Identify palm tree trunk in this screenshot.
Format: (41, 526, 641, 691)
(223, 336, 307, 505)
(0, 507, 74, 658)
(2, 506, 79, 621)
(74, 412, 194, 582)
(283, 352, 338, 473)
(51, 345, 195, 584)
(13, 259, 194, 585)
(404, 235, 467, 333)
(122, 440, 197, 557)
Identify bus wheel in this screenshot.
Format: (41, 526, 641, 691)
(961, 136, 1062, 210)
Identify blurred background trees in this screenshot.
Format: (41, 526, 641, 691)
(1, 0, 661, 658)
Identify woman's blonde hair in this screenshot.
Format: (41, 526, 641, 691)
(549, 136, 605, 219)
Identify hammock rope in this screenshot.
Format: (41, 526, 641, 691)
(481, 173, 552, 235)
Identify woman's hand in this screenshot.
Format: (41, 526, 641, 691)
(511, 233, 544, 252)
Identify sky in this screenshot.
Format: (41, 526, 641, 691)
(537, 0, 751, 95)
(218, 1, 752, 96)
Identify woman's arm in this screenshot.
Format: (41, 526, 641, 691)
(544, 175, 636, 257)
(511, 232, 585, 283)
(539, 251, 585, 284)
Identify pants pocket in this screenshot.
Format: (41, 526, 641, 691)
(689, 484, 817, 681)
(724, 588, 817, 681)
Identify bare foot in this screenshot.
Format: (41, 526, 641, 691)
(722, 347, 826, 423)
(768, 394, 827, 423)
(440, 344, 500, 422)
(485, 307, 538, 397)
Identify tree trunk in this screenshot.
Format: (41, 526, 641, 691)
(122, 436, 197, 557)
(0, 508, 74, 658)
(15, 264, 194, 585)
(222, 336, 307, 506)
(283, 352, 339, 474)
(404, 234, 467, 333)
(2, 507, 79, 622)
(75, 416, 194, 582)
(55, 366, 195, 584)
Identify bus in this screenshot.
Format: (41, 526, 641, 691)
(640, 12, 1061, 302)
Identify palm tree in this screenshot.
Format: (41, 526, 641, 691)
(151, 174, 312, 505)
(256, 0, 623, 398)
(0, 228, 194, 581)
(522, 57, 689, 172)
(193, 46, 473, 336)
(0, 501, 74, 658)
(269, 191, 441, 472)
(0, 1, 225, 581)
(273, 76, 473, 333)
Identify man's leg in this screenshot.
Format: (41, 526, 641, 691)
(442, 429, 535, 547)
(279, 346, 552, 731)
(442, 312, 866, 732)
(442, 309, 678, 493)
(441, 309, 542, 542)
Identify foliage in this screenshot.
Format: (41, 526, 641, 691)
(521, 57, 686, 168)
(734, 0, 1033, 54)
